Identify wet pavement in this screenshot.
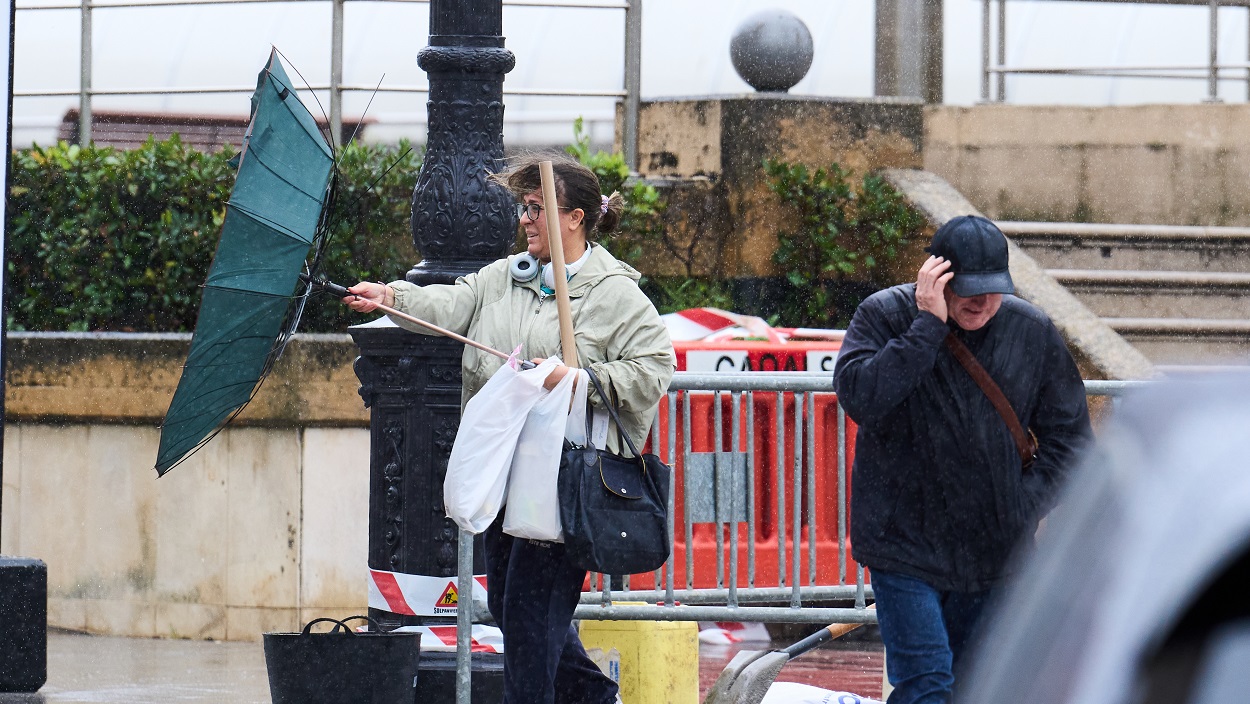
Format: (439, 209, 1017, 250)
(2, 628, 883, 703)
(0, 631, 271, 704)
(700, 637, 885, 700)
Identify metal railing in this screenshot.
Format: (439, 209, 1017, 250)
(15, 0, 642, 167)
(982, 0, 1250, 103)
(451, 373, 1147, 702)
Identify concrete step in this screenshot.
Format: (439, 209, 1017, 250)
(1046, 269, 1250, 319)
(1103, 317, 1250, 365)
(1000, 221, 1250, 273)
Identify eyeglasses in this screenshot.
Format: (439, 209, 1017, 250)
(515, 202, 572, 221)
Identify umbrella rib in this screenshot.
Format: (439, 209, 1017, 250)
(244, 146, 330, 205)
(226, 201, 315, 244)
(268, 47, 336, 153)
(200, 285, 293, 298)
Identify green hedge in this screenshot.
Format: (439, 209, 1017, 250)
(6, 135, 922, 333)
(7, 136, 418, 333)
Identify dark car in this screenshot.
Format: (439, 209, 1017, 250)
(963, 373, 1250, 704)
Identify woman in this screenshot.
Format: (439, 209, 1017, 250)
(344, 154, 675, 704)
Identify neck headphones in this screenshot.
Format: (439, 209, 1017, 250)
(509, 252, 540, 282)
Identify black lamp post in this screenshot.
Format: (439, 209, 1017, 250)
(349, 0, 516, 631)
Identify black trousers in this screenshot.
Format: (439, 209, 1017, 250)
(484, 513, 619, 704)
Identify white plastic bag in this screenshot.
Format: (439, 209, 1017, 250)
(761, 682, 883, 704)
(503, 366, 586, 540)
(565, 368, 590, 446)
(444, 358, 555, 534)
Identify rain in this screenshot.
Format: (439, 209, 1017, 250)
(3, 1, 1250, 703)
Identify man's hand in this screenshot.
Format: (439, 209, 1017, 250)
(916, 256, 954, 322)
(343, 282, 393, 313)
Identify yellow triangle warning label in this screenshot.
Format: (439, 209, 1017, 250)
(436, 582, 458, 608)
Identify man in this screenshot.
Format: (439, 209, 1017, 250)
(834, 215, 1093, 703)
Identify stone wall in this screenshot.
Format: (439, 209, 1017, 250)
(622, 94, 926, 279)
(1, 333, 371, 641)
(925, 104, 1250, 226)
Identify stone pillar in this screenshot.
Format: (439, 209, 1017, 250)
(351, 0, 516, 631)
(874, 0, 943, 104)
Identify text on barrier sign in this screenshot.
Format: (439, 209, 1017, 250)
(685, 349, 838, 373)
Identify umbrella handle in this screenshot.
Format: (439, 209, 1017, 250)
(304, 274, 537, 371)
(300, 273, 351, 298)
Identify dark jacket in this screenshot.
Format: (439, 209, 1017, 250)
(834, 284, 1092, 592)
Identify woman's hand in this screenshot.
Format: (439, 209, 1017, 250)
(915, 256, 954, 322)
(343, 282, 394, 313)
(532, 358, 571, 390)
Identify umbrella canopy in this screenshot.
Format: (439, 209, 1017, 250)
(156, 49, 334, 475)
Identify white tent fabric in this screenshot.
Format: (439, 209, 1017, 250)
(14, 0, 1247, 147)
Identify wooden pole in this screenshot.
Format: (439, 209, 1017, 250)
(539, 161, 579, 368)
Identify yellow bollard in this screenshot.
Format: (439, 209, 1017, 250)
(579, 604, 699, 704)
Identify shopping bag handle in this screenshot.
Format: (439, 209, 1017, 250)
(583, 368, 642, 462)
(299, 614, 382, 636)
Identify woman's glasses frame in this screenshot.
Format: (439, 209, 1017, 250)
(516, 203, 574, 222)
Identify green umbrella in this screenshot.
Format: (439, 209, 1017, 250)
(155, 49, 335, 475)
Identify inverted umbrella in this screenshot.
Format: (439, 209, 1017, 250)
(155, 49, 335, 475)
(157, 49, 531, 475)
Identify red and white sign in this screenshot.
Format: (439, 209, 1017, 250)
(368, 568, 489, 617)
(389, 624, 504, 653)
(661, 308, 783, 343)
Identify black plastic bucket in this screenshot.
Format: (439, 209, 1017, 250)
(415, 651, 505, 703)
(263, 616, 421, 704)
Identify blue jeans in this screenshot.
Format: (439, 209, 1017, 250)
(484, 514, 619, 704)
(872, 569, 995, 704)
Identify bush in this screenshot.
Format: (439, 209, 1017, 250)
(7, 136, 418, 333)
(765, 160, 925, 327)
(8, 137, 234, 332)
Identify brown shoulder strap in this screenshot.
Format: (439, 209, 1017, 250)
(944, 333, 1037, 468)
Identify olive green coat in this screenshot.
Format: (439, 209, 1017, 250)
(388, 245, 676, 452)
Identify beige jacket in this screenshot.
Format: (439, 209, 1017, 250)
(388, 245, 676, 453)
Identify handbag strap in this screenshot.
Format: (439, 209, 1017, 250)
(944, 332, 1035, 466)
(582, 367, 643, 459)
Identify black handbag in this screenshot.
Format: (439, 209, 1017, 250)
(558, 368, 672, 575)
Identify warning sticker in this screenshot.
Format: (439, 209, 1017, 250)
(434, 582, 458, 614)
(368, 568, 489, 617)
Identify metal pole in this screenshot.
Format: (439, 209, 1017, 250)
(981, 0, 990, 102)
(0, 0, 12, 552)
(79, 0, 91, 144)
(996, 0, 1006, 102)
(682, 391, 694, 591)
(837, 403, 847, 586)
(330, 0, 344, 147)
(455, 529, 474, 704)
(775, 392, 785, 587)
(622, 0, 641, 172)
(746, 392, 756, 588)
(713, 392, 725, 589)
(665, 392, 676, 606)
(1209, 0, 1221, 102)
(1245, 7, 1249, 101)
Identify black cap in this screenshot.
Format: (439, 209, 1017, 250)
(925, 215, 1014, 297)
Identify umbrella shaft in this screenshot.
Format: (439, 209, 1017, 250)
(376, 303, 514, 363)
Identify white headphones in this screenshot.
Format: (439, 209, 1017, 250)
(509, 252, 540, 282)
